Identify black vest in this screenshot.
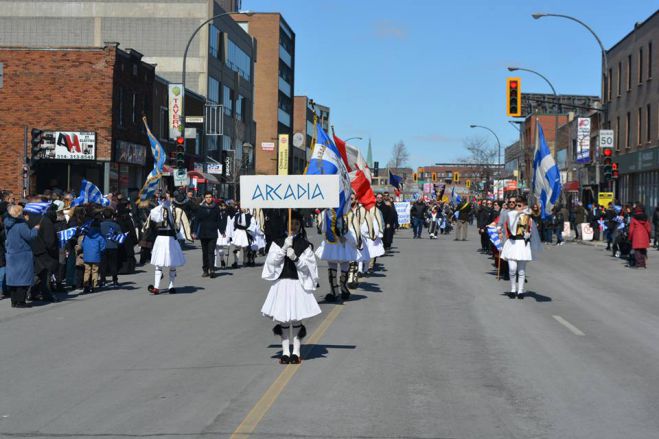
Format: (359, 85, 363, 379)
(274, 235, 311, 280)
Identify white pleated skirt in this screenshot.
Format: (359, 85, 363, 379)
(216, 232, 231, 247)
(356, 243, 370, 262)
(365, 238, 385, 258)
(251, 233, 266, 251)
(233, 230, 250, 247)
(500, 239, 533, 261)
(261, 279, 322, 323)
(315, 241, 358, 262)
(150, 236, 186, 267)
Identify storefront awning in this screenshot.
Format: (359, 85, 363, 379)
(564, 180, 580, 192)
(188, 170, 220, 185)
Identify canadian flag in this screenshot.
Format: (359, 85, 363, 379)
(333, 134, 376, 210)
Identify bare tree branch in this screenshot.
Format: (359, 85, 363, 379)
(387, 140, 409, 168)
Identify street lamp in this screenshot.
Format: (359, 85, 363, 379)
(532, 12, 609, 190)
(507, 66, 557, 97)
(181, 10, 254, 176)
(344, 137, 363, 143)
(469, 124, 501, 166)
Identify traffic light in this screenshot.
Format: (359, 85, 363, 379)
(453, 171, 460, 183)
(612, 162, 619, 179)
(30, 128, 44, 165)
(175, 136, 186, 176)
(413, 172, 418, 182)
(506, 77, 522, 117)
(431, 172, 437, 182)
(602, 144, 613, 180)
(466, 179, 471, 189)
(373, 161, 379, 177)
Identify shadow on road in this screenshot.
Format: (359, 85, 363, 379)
(267, 344, 357, 361)
(358, 282, 382, 293)
(167, 286, 205, 294)
(500, 291, 552, 302)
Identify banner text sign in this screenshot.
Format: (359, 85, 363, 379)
(240, 175, 339, 209)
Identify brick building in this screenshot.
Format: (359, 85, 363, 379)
(0, 44, 205, 196)
(232, 13, 304, 175)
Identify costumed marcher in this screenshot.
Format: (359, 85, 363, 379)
(347, 200, 370, 288)
(215, 200, 233, 269)
(250, 208, 267, 256)
(365, 207, 385, 273)
(316, 208, 358, 302)
(500, 197, 541, 299)
(147, 192, 191, 295)
(261, 210, 321, 365)
(231, 207, 253, 268)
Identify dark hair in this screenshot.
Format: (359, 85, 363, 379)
(517, 196, 528, 205)
(103, 208, 114, 219)
(204, 191, 213, 197)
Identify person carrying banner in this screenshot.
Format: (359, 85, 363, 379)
(261, 210, 321, 365)
(500, 196, 541, 299)
(147, 192, 190, 295)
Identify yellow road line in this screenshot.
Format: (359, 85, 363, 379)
(230, 304, 344, 439)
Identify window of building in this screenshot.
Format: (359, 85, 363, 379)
(649, 41, 653, 79)
(208, 136, 218, 151)
(607, 68, 612, 101)
(627, 54, 632, 91)
(209, 24, 220, 59)
(638, 107, 642, 145)
(131, 92, 137, 124)
(159, 106, 168, 141)
(617, 62, 622, 96)
(223, 135, 233, 151)
(626, 111, 631, 148)
(639, 47, 644, 84)
(647, 104, 652, 142)
(118, 87, 124, 128)
(226, 39, 251, 81)
(208, 76, 220, 104)
(235, 94, 244, 121)
(223, 85, 233, 117)
(615, 116, 620, 151)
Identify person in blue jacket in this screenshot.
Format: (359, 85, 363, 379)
(81, 218, 106, 294)
(4, 205, 40, 308)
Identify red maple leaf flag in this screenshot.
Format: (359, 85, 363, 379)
(333, 133, 376, 210)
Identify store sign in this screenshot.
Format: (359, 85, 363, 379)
(168, 83, 184, 140)
(576, 117, 591, 163)
(207, 163, 223, 174)
(41, 131, 96, 160)
(278, 134, 289, 176)
(116, 141, 146, 165)
(262, 142, 275, 151)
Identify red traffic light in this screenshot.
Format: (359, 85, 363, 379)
(602, 147, 613, 157)
(176, 136, 185, 145)
(509, 81, 518, 89)
(612, 162, 619, 171)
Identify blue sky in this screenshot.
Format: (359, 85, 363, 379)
(245, 0, 656, 168)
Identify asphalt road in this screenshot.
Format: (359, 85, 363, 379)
(1, 226, 659, 439)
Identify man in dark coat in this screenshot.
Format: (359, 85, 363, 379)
(192, 191, 220, 277)
(27, 202, 59, 302)
(377, 193, 397, 251)
(100, 208, 122, 286)
(477, 201, 493, 252)
(410, 199, 427, 239)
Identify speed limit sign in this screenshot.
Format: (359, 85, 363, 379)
(599, 129, 614, 153)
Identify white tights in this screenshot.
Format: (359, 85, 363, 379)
(279, 321, 304, 357)
(508, 260, 526, 294)
(154, 266, 176, 290)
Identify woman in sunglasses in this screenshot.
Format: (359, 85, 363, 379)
(500, 196, 541, 299)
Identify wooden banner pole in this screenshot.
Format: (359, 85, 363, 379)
(288, 208, 292, 235)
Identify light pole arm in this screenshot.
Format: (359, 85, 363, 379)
(513, 68, 557, 96)
(182, 11, 233, 114)
(539, 13, 608, 73)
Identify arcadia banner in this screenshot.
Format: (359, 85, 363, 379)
(240, 175, 339, 209)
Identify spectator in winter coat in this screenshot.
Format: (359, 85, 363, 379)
(192, 192, 220, 277)
(100, 208, 122, 286)
(26, 202, 59, 302)
(628, 208, 652, 269)
(81, 221, 106, 294)
(5, 205, 39, 308)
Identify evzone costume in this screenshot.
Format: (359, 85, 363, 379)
(215, 204, 233, 268)
(500, 203, 541, 298)
(346, 204, 371, 288)
(365, 207, 385, 272)
(147, 197, 192, 295)
(428, 207, 440, 239)
(250, 209, 267, 255)
(261, 211, 321, 364)
(232, 208, 254, 268)
(315, 209, 358, 302)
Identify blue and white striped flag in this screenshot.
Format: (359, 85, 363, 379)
(486, 225, 502, 251)
(71, 179, 110, 207)
(57, 226, 78, 248)
(532, 121, 562, 219)
(24, 201, 52, 215)
(106, 228, 128, 244)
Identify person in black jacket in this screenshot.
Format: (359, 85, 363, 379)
(410, 199, 427, 239)
(26, 201, 59, 302)
(477, 201, 493, 252)
(377, 194, 397, 251)
(100, 208, 122, 287)
(116, 201, 138, 274)
(192, 191, 220, 277)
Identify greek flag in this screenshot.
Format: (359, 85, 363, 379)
(451, 187, 461, 205)
(486, 225, 502, 251)
(138, 117, 165, 202)
(71, 179, 110, 207)
(57, 227, 78, 248)
(532, 121, 561, 219)
(24, 201, 52, 215)
(106, 227, 128, 244)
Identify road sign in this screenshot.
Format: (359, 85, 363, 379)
(185, 116, 204, 124)
(598, 129, 614, 157)
(598, 192, 614, 207)
(240, 175, 340, 209)
(293, 132, 304, 148)
(173, 169, 189, 187)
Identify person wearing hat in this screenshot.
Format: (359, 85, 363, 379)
(147, 192, 190, 295)
(261, 210, 321, 364)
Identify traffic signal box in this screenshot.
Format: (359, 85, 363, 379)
(506, 77, 522, 117)
(611, 162, 619, 179)
(431, 172, 437, 182)
(30, 128, 44, 167)
(176, 136, 186, 176)
(413, 173, 418, 182)
(452, 172, 460, 183)
(601, 145, 613, 180)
